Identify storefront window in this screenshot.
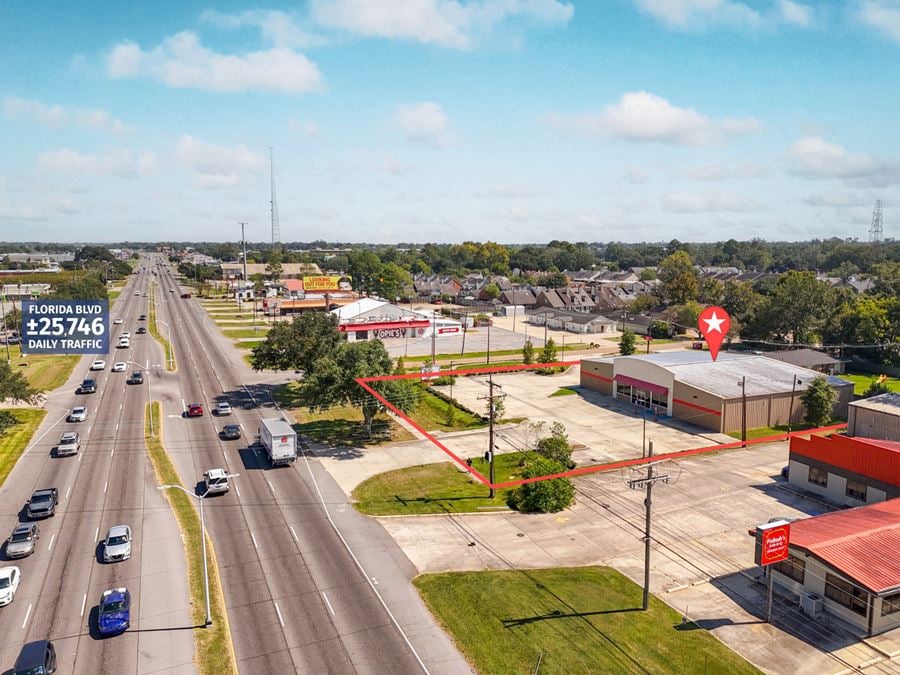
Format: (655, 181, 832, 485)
(882, 592, 900, 616)
(845, 479, 867, 501)
(773, 554, 805, 583)
(825, 573, 868, 616)
(808, 466, 828, 487)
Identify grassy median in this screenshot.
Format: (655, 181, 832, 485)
(415, 567, 761, 674)
(6, 345, 79, 391)
(0, 409, 47, 489)
(149, 283, 176, 371)
(144, 403, 236, 675)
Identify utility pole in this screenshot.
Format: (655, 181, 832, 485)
(486, 319, 492, 365)
(239, 222, 248, 302)
(478, 376, 505, 499)
(431, 310, 437, 367)
(786, 374, 802, 436)
(0, 296, 10, 362)
(739, 376, 747, 448)
(626, 441, 671, 610)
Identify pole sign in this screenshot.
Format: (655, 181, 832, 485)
(20, 300, 109, 355)
(755, 520, 791, 566)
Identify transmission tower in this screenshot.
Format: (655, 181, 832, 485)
(270, 147, 281, 245)
(869, 199, 883, 244)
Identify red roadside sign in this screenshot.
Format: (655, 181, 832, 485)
(755, 521, 791, 566)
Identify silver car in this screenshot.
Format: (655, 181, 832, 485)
(5, 524, 38, 559)
(68, 406, 87, 422)
(103, 525, 132, 563)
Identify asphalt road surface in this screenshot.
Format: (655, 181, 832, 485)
(151, 258, 470, 674)
(0, 267, 196, 673)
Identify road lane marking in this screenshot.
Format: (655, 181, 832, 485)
(250, 532, 258, 549)
(266, 479, 276, 496)
(289, 526, 299, 543)
(322, 592, 335, 616)
(181, 399, 186, 413)
(104, 480, 108, 494)
(94, 526, 99, 541)
(274, 601, 285, 628)
(78, 453, 83, 463)
(65, 486, 71, 500)
(234, 484, 241, 498)
(22, 603, 32, 628)
(115, 423, 119, 431)
(47, 534, 56, 551)
(222, 450, 227, 462)
(80, 593, 87, 617)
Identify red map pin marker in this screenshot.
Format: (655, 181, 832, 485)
(697, 306, 731, 361)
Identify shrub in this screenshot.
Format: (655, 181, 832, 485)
(511, 457, 575, 513)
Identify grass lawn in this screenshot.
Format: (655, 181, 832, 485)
(842, 370, 900, 396)
(726, 422, 845, 441)
(144, 404, 236, 675)
(0, 409, 46, 489)
(222, 327, 271, 339)
(352, 452, 534, 515)
(415, 567, 760, 675)
(406, 387, 485, 432)
(6, 345, 80, 392)
(550, 386, 578, 397)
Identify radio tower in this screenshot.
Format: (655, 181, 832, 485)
(869, 200, 883, 244)
(270, 147, 281, 245)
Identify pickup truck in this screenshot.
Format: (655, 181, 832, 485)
(27, 489, 58, 519)
(57, 432, 80, 457)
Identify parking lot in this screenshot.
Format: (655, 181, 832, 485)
(383, 325, 545, 358)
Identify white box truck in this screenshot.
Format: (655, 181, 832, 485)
(259, 418, 297, 466)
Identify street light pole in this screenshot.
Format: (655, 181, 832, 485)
(786, 375, 801, 436)
(739, 376, 747, 448)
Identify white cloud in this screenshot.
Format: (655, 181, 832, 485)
(634, 0, 812, 29)
(803, 191, 856, 207)
(3, 96, 131, 135)
(858, 0, 900, 42)
(176, 135, 265, 188)
(681, 161, 770, 181)
(200, 9, 326, 48)
(37, 148, 156, 178)
(478, 183, 542, 198)
(107, 31, 322, 94)
(288, 118, 321, 138)
(544, 91, 761, 145)
(661, 190, 765, 212)
(395, 102, 450, 145)
(311, 0, 573, 49)
(787, 136, 900, 186)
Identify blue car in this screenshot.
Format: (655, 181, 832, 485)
(98, 588, 131, 636)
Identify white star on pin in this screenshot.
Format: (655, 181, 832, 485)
(702, 311, 726, 334)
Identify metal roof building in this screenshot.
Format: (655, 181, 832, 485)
(848, 393, 900, 441)
(770, 498, 900, 636)
(581, 351, 854, 434)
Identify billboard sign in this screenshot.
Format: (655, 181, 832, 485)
(20, 300, 109, 354)
(302, 275, 352, 292)
(755, 520, 791, 566)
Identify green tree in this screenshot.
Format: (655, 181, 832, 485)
(251, 273, 266, 300)
(862, 378, 892, 398)
(482, 282, 501, 300)
(511, 457, 575, 513)
(535, 422, 573, 468)
(764, 272, 832, 344)
(265, 252, 283, 282)
(0, 360, 40, 404)
(658, 250, 699, 305)
(698, 278, 725, 306)
(373, 262, 412, 301)
(522, 339, 535, 365)
(629, 294, 657, 313)
(249, 311, 344, 374)
(3, 308, 21, 331)
(800, 376, 836, 428)
(50, 275, 108, 300)
(301, 340, 420, 435)
(542, 272, 568, 289)
(674, 301, 704, 334)
(539, 337, 558, 363)
(348, 250, 382, 294)
(619, 328, 636, 355)
(639, 268, 657, 281)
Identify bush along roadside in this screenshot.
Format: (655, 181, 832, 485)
(143, 402, 237, 675)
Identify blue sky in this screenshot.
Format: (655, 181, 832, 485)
(1, 0, 898, 244)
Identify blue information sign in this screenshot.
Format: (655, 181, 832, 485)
(21, 300, 109, 355)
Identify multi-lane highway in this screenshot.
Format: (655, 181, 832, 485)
(0, 266, 195, 673)
(150, 257, 470, 674)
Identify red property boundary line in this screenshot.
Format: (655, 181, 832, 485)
(355, 363, 847, 489)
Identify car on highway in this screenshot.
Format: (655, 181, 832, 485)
(102, 525, 132, 563)
(116, 338, 130, 349)
(136, 326, 147, 334)
(134, 290, 141, 296)
(220, 424, 242, 440)
(138, 314, 146, 321)
(57, 432, 80, 456)
(98, 588, 131, 635)
(187, 403, 203, 417)
(215, 402, 232, 416)
(180, 293, 192, 298)
(90, 359, 106, 371)
(27, 489, 58, 519)
(121, 331, 131, 338)
(12, 640, 56, 674)
(112, 362, 127, 372)
(68, 406, 87, 422)
(203, 468, 230, 495)
(0, 567, 21, 606)
(114, 317, 124, 324)
(127, 371, 143, 385)
(5, 524, 39, 559)
(79, 378, 97, 394)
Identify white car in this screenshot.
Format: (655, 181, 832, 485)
(0, 566, 21, 606)
(113, 318, 124, 324)
(112, 362, 127, 372)
(103, 525, 132, 563)
(203, 469, 230, 495)
(215, 402, 232, 416)
(116, 339, 130, 349)
(68, 406, 87, 422)
(91, 360, 106, 371)
(134, 291, 141, 296)
(120, 331, 131, 339)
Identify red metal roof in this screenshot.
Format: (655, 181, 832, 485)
(789, 498, 900, 594)
(790, 434, 900, 487)
(283, 279, 303, 292)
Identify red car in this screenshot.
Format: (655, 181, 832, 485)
(187, 404, 203, 417)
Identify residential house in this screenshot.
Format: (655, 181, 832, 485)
(765, 349, 846, 375)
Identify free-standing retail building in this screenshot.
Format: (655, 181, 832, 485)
(580, 352, 853, 434)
